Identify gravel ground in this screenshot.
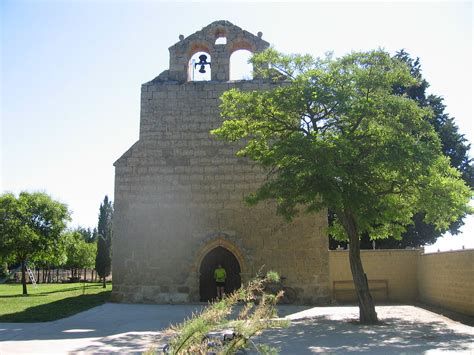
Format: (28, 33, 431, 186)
(0, 304, 472, 354)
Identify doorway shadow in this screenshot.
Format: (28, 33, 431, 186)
(199, 246, 241, 302)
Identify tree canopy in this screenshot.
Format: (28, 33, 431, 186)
(76, 226, 99, 244)
(0, 191, 70, 294)
(63, 230, 97, 274)
(344, 50, 474, 250)
(212, 49, 472, 323)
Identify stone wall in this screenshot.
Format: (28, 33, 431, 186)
(418, 249, 474, 316)
(329, 249, 473, 316)
(329, 250, 419, 303)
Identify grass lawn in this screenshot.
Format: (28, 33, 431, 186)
(0, 283, 111, 322)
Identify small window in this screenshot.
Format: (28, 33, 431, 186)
(215, 36, 227, 45)
(188, 51, 211, 81)
(230, 49, 253, 80)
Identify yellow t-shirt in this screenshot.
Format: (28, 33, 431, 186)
(214, 267, 226, 282)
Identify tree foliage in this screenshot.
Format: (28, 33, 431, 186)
(393, 50, 473, 191)
(212, 49, 472, 323)
(0, 191, 70, 294)
(76, 226, 98, 243)
(64, 230, 97, 274)
(95, 195, 113, 287)
(334, 50, 474, 250)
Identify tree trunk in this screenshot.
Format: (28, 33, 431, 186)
(21, 261, 28, 295)
(340, 210, 378, 324)
(102, 276, 106, 288)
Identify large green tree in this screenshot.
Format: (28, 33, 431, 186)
(0, 192, 70, 294)
(335, 50, 474, 250)
(95, 196, 113, 288)
(212, 49, 472, 323)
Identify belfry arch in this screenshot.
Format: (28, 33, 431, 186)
(188, 51, 211, 81)
(167, 21, 269, 82)
(186, 41, 213, 82)
(230, 49, 253, 80)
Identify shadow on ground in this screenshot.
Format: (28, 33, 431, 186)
(256, 314, 473, 354)
(74, 331, 168, 354)
(0, 291, 111, 322)
(0, 304, 472, 354)
(72, 306, 473, 354)
(0, 303, 203, 342)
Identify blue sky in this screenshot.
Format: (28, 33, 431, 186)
(1, 1, 472, 252)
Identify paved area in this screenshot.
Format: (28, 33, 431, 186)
(0, 304, 472, 354)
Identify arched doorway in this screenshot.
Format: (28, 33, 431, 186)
(199, 246, 241, 302)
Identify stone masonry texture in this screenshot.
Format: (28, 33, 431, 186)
(112, 21, 330, 304)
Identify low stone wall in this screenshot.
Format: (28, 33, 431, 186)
(329, 250, 419, 303)
(329, 248, 474, 316)
(418, 249, 474, 316)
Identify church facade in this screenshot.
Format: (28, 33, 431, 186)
(112, 21, 330, 304)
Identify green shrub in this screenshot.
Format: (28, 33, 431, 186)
(155, 272, 289, 354)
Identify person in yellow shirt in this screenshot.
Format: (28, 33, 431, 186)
(214, 264, 227, 300)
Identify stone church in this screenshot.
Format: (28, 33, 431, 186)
(112, 21, 330, 304)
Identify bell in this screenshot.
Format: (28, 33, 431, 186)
(195, 54, 210, 74)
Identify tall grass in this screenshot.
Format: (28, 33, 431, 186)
(154, 272, 289, 354)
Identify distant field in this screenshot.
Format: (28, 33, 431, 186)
(0, 283, 111, 322)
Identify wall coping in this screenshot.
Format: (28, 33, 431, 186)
(329, 249, 422, 253)
(421, 248, 474, 256)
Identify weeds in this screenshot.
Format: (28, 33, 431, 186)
(154, 271, 289, 354)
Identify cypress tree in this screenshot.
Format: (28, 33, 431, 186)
(95, 195, 113, 288)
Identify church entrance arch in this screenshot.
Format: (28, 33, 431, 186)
(199, 246, 241, 302)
